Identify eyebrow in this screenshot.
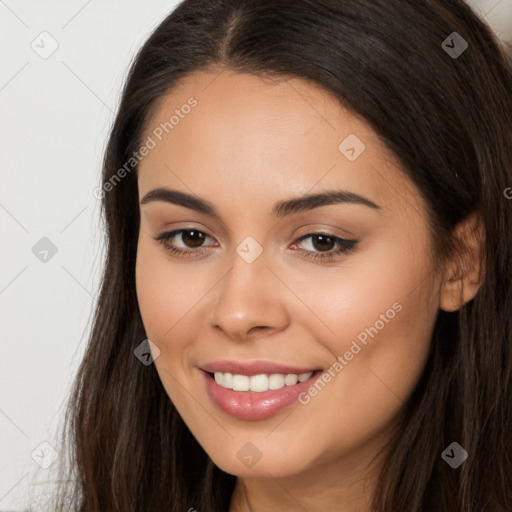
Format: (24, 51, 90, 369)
(139, 187, 382, 218)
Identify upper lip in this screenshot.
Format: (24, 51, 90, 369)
(200, 360, 321, 376)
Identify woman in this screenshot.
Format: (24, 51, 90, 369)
(53, 0, 512, 510)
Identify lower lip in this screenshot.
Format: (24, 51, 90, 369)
(200, 369, 321, 421)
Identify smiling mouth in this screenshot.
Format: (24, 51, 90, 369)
(201, 367, 324, 421)
(205, 370, 322, 393)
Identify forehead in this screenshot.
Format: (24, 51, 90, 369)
(137, 69, 421, 219)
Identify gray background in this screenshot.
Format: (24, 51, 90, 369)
(0, 1, 510, 510)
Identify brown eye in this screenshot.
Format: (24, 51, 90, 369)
(309, 234, 337, 252)
(154, 229, 215, 258)
(292, 232, 358, 262)
(180, 230, 206, 248)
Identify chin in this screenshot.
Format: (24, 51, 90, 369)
(204, 439, 314, 478)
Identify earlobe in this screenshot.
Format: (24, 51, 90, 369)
(439, 210, 486, 312)
(439, 264, 483, 312)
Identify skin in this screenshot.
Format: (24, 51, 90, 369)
(135, 68, 484, 512)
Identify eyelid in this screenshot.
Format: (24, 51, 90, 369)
(154, 226, 358, 262)
(290, 232, 358, 257)
(293, 223, 355, 240)
(154, 225, 355, 247)
(154, 222, 215, 239)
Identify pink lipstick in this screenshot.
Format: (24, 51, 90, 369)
(199, 360, 322, 421)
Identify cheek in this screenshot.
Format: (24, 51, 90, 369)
(135, 238, 208, 348)
(263, 260, 437, 470)
(283, 295, 434, 469)
(135, 242, 169, 341)
(283, 224, 436, 357)
(291, 239, 436, 431)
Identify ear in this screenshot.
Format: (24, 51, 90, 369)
(439, 210, 486, 312)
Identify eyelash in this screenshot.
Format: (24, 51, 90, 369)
(154, 229, 358, 262)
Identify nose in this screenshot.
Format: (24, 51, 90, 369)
(210, 247, 290, 341)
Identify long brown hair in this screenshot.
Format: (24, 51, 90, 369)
(53, 1, 512, 510)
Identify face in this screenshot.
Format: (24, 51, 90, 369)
(135, 68, 443, 481)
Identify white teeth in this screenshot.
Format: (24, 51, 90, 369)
(284, 373, 298, 386)
(222, 372, 233, 389)
(249, 374, 268, 392)
(232, 374, 250, 391)
(212, 371, 313, 392)
(268, 374, 285, 390)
